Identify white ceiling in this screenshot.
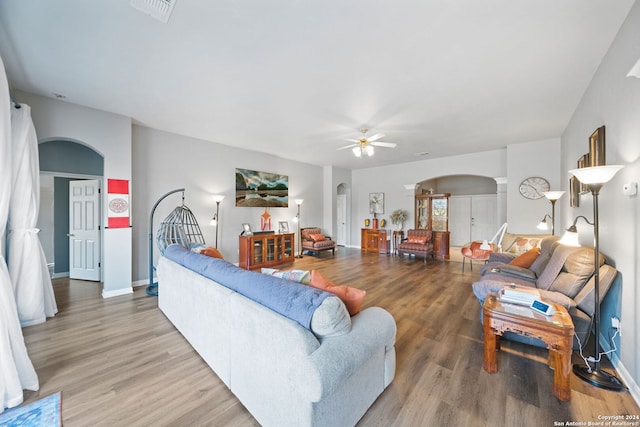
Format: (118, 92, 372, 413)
(0, 1, 635, 170)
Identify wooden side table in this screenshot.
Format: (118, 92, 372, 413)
(392, 230, 404, 255)
(482, 293, 574, 401)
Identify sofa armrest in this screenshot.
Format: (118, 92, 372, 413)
(303, 307, 396, 401)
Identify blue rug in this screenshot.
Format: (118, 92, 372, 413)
(0, 392, 61, 427)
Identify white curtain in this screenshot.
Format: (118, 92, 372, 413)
(8, 104, 58, 326)
(0, 56, 39, 413)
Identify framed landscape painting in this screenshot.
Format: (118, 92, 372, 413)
(236, 168, 289, 207)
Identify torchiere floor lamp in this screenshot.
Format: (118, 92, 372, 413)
(562, 165, 624, 391)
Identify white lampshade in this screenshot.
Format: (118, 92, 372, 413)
(628, 58, 640, 78)
(295, 198, 304, 205)
(365, 145, 374, 156)
(210, 217, 217, 226)
(292, 216, 299, 223)
(352, 146, 362, 157)
(559, 229, 581, 247)
(479, 240, 491, 250)
(542, 191, 565, 201)
(212, 194, 225, 203)
(569, 165, 623, 184)
(537, 220, 549, 230)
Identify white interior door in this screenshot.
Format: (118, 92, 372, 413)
(470, 195, 498, 242)
(69, 179, 101, 281)
(336, 194, 346, 246)
(449, 196, 471, 246)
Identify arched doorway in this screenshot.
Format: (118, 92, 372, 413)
(38, 139, 104, 279)
(415, 174, 500, 247)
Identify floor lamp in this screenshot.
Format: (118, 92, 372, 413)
(538, 191, 565, 235)
(562, 165, 624, 391)
(210, 195, 224, 248)
(293, 198, 303, 258)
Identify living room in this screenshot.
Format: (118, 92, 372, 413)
(1, 0, 640, 424)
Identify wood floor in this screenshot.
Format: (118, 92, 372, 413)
(20, 248, 640, 426)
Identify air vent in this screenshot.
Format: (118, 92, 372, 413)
(131, 0, 176, 23)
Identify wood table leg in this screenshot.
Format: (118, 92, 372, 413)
(550, 343, 572, 401)
(483, 316, 498, 373)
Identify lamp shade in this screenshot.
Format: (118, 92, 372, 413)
(569, 165, 623, 184)
(542, 191, 565, 201)
(365, 145, 374, 156)
(212, 194, 225, 203)
(295, 198, 304, 205)
(537, 220, 548, 230)
(352, 147, 362, 157)
(559, 230, 581, 247)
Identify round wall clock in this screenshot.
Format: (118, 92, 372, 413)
(519, 177, 550, 200)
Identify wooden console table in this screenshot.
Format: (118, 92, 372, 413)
(361, 228, 389, 254)
(238, 233, 295, 270)
(482, 293, 574, 401)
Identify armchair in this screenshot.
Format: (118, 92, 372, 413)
(460, 241, 495, 272)
(300, 227, 336, 257)
(397, 229, 434, 264)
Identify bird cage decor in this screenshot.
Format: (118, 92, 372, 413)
(156, 204, 206, 254)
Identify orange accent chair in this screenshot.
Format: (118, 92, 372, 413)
(461, 241, 495, 272)
(397, 229, 434, 264)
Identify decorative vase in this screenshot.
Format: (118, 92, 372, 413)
(394, 222, 403, 230)
(372, 217, 379, 229)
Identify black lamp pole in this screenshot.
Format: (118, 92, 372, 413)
(572, 183, 624, 391)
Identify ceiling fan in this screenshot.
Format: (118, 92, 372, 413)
(337, 128, 397, 157)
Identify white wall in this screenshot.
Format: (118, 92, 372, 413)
(131, 125, 324, 279)
(561, 1, 640, 401)
(506, 138, 562, 232)
(17, 91, 133, 297)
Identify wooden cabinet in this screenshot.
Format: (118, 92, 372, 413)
(415, 193, 451, 260)
(361, 228, 389, 254)
(238, 233, 295, 270)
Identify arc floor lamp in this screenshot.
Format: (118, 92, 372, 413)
(561, 165, 624, 391)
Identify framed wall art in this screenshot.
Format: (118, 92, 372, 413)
(589, 126, 606, 167)
(235, 168, 289, 207)
(369, 192, 384, 215)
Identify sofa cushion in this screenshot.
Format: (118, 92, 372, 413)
(261, 268, 311, 284)
(407, 236, 428, 244)
(529, 236, 560, 277)
(497, 264, 537, 282)
(309, 270, 366, 315)
(310, 296, 352, 337)
(501, 232, 549, 255)
(200, 246, 224, 259)
(549, 248, 603, 298)
(508, 248, 540, 268)
(309, 233, 326, 242)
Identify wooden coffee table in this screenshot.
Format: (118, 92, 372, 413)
(482, 293, 575, 401)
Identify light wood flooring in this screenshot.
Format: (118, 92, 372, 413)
(20, 248, 640, 426)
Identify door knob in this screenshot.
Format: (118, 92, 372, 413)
(67, 233, 75, 237)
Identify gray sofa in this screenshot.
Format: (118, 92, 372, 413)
(157, 245, 396, 427)
(471, 236, 618, 349)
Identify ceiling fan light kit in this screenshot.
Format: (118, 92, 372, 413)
(338, 128, 397, 158)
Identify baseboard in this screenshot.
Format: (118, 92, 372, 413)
(102, 287, 133, 298)
(52, 272, 69, 279)
(132, 278, 152, 288)
(599, 330, 640, 406)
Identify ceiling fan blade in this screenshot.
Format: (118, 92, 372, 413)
(345, 139, 361, 143)
(337, 143, 358, 150)
(371, 141, 396, 148)
(366, 133, 385, 142)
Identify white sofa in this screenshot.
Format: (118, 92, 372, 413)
(157, 246, 396, 427)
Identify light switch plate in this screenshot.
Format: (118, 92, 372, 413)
(623, 182, 638, 196)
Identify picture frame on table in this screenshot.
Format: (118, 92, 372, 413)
(278, 221, 289, 233)
(241, 223, 253, 236)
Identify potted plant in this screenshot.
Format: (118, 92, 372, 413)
(390, 209, 408, 230)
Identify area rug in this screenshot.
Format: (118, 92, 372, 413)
(0, 392, 61, 427)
